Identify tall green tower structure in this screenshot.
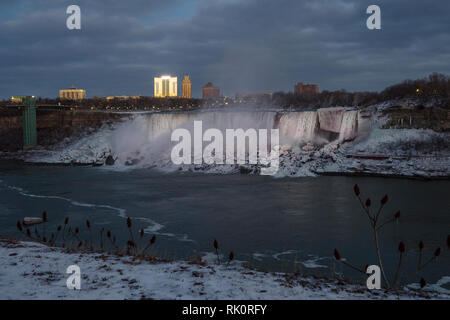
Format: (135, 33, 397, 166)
(22, 96, 37, 148)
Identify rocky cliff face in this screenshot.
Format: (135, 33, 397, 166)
(0, 110, 129, 151)
(382, 107, 450, 132)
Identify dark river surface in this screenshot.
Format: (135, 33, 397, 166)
(0, 160, 449, 286)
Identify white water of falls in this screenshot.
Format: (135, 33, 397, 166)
(278, 111, 318, 143)
(109, 112, 280, 168)
(317, 107, 345, 133)
(339, 111, 359, 142)
(32, 109, 361, 174)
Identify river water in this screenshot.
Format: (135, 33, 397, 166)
(0, 160, 448, 286)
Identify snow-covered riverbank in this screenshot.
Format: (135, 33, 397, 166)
(1, 238, 448, 300)
(313, 128, 450, 179)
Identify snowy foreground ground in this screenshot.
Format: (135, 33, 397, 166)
(1, 238, 448, 300)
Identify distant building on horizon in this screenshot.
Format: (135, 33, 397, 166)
(154, 75, 177, 97)
(202, 82, 220, 99)
(182, 75, 192, 98)
(60, 87, 86, 100)
(10, 96, 26, 103)
(294, 82, 319, 95)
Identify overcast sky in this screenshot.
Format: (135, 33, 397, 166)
(0, 0, 449, 99)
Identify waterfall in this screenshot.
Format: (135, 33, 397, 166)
(278, 111, 318, 143)
(115, 110, 357, 146)
(146, 113, 194, 139)
(339, 110, 358, 142)
(46, 108, 361, 169)
(108, 110, 358, 163)
(317, 107, 345, 133)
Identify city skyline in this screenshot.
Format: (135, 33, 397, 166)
(1, 0, 449, 100)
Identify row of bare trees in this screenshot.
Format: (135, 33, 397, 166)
(273, 73, 450, 109)
(381, 73, 450, 100)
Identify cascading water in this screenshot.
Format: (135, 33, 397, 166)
(109, 111, 280, 168)
(278, 111, 318, 143)
(31, 109, 362, 175)
(317, 107, 345, 133)
(339, 110, 359, 142)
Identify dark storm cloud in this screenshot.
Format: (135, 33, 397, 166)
(0, 0, 449, 99)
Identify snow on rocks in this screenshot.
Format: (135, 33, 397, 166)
(317, 128, 450, 178)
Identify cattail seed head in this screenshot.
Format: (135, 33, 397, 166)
(107, 230, 111, 238)
(75, 227, 79, 234)
(434, 247, 441, 257)
(126, 217, 132, 228)
(86, 220, 91, 229)
(333, 249, 341, 260)
(57, 225, 62, 232)
(140, 229, 144, 239)
(418, 241, 424, 251)
(127, 240, 135, 247)
(353, 184, 360, 196)
(213, 239, 218, 250)
(64, 217, 69, 225)
(381, 195, 388, 205)
(17, 221, 23, 232)
(43, 237, 47, 243)
(420, 278, 426, 288)
(365, 198, 371, 207)
(26, 229, 31, 237)
(229, 251, 234, 261)
(398, 241, 405, 253)
(394, 211, 401, 220)
(42, 211, 47, 223)
(150, 235, 156, 244)
(78, 241, 83, 248)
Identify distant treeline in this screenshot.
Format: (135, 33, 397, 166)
(272, 90, 380, 109)
(34, 97, 204, 111)
(272, 73, 450, 109)
(380, 73, 449, 100)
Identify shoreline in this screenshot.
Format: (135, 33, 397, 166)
(315, 170, 450, 181)
(1, 237, 447, 300)
(1, 156, 449, 181)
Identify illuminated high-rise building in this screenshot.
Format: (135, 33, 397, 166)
(154, 75, 177, 97)
(60, 87, 86, 100)
(182, 75, 192, 98)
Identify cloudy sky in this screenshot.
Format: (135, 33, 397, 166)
(0, 0, 449, 99)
